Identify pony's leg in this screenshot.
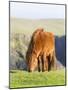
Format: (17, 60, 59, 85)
(48, 53, 53, 71)
(51, 51, 56, 70)
(45, 57, 48, 71)
(42, 54, 48, 72)
(38, 55, 41, 72)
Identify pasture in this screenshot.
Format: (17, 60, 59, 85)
(10, 18, 65, 36)
(10, 18, 66, 88)
(10, 69, 65, 88)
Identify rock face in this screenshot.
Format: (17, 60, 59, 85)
(10, 33, 66, 70)
(56, 60, 64, 69)
(10, 48, 27, 70)
(10, 33, 29, 70)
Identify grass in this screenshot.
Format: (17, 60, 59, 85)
(10, 69, 65, 88)
(10, 18, 65, 88)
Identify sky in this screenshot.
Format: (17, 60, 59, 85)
(10, 2, 65, 19)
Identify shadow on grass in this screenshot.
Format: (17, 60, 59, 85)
(10, 71, 17, 73)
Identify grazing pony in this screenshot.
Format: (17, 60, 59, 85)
(26, 28, 56, 72)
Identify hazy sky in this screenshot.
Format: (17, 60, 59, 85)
(10, 2, 65, 19)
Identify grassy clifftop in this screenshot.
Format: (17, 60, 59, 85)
(10, 69, 65, 88)
(9, 18, 66, 88)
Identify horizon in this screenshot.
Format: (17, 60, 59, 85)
(11, 17, 65, 20)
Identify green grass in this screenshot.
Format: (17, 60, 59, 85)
(10, 69, 65, 88)
(10, 18, 65, 88)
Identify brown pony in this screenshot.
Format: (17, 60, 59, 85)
(26, 28, 56, 72)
